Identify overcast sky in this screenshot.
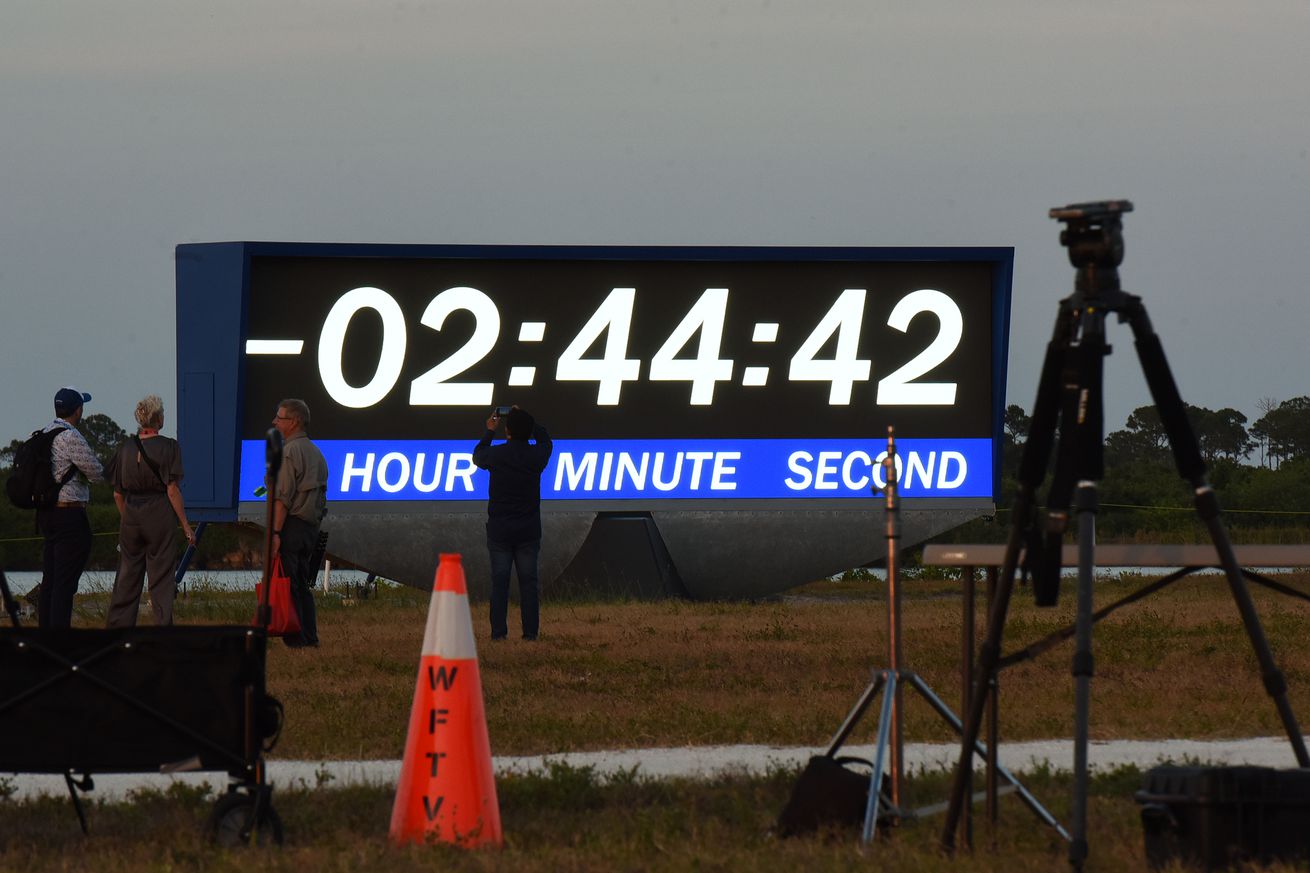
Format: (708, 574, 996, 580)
(3, 1, 1308, 443)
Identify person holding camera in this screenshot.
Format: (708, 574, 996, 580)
(473, 406, 552, 641)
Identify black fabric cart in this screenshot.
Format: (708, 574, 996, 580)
(0, 607, 284, 845)
(0, 429, 290, 846)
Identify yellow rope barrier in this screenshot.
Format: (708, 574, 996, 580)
(0, 531, 122, 544)
(1098, 503, 1310, 516)
(964, 504, 1310, 517)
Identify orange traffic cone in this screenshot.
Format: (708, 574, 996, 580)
(389, 553, 503, 847)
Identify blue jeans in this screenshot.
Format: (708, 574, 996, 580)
(488, 538, 540, 639)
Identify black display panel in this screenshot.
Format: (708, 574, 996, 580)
(241, 255, 998, 440)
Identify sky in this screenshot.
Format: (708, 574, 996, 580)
(3, 1, 1308, 444)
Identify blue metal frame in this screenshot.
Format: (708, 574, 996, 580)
(990, 255, 1014, 500)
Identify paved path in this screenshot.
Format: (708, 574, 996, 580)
(4, 737, 1303, 801)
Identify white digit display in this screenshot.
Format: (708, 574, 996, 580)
(876, 288, 963, 405)
(409, 286, 501, 406)
(301, 276, 974, 412)
(648, 288, 734, 405)
(555, 288, 642, 405)
(787, 288, 872, 405)
(319, 286, 407, 409)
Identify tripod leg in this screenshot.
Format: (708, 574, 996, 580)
(0, 570, 22, 628)
(862, 671, 898, 845)
(1060, 305, 1109, 872)
(942, 302, 1076, 851)
(1032, 325, 1095, 607)
(908, 673, 1070, 840)
(825, 673, 886, 756)
(1069, 483, 1098, 871)
(1127, 297, 1310, 767)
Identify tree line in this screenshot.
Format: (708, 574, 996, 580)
(0, 415, 256, 571)
(1005, 396, 1310, 470)
(1, 414, 129, 472)
(993, 397, 1310, 543)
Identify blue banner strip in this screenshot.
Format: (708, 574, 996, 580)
(241, 438, 993, 502)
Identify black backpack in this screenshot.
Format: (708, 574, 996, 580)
(5, 428, 76, 510)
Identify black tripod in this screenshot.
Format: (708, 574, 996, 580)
(939, 200, 1310, 870)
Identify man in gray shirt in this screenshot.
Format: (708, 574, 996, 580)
(270, 398, 328, 647)
(37, 387, 104, 628)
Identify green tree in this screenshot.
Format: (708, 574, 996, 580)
(1004, 404, 1031, 445)
(0, 437, 25, 470)
(1252, 397, 1278, 467)
(77, 413, 128, 468)
(1251, 396, 1310, 469)
(1001, 403, 1031, 474)
(1225, 457, 1310, 516)
(1105, 405, 1169, 466)
(1187, 405, 1252, 464)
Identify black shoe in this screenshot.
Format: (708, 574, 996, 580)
(522, 634, 538, 641)
(490, 634, 507, 641)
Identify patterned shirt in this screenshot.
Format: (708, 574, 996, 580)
(44, 419, 104, 503)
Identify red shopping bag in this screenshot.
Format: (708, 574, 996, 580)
(254, 554, 302, 636)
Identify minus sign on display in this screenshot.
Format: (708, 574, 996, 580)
(245, 340, 305, 355)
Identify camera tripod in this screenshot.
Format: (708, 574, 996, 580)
(938, 200, 1310, 870)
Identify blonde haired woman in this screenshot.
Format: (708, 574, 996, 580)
(105, 394, 194, 626)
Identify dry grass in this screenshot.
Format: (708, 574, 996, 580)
(11, 573, 1310, 871)
(6, 765, 1310, 873)
(279, 573, 1310, 759)
(63, 570, 1310, 759)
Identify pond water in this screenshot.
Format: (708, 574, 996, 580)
(1, 564, 1296, 598)
(0, 566, 385, 596)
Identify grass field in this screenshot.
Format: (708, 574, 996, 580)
(7, 570, 1310, 870)
(130, 570, 1310, 757)
(2, 764, 1261, 873)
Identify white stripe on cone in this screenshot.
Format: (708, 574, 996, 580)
(420, 589, 478, 659)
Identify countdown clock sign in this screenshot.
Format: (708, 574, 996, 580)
(175, 244, 1011, 513)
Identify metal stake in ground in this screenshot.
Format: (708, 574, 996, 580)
(859, 427, 907, 840)
(938, 199, 1310, 870)
(883, 428, 903, 812)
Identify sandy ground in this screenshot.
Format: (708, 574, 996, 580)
(5, 736, 1305, 801)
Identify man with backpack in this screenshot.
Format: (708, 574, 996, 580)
(34, 387, 103, 628)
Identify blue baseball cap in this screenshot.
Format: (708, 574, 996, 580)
(54, 386, 92, 416)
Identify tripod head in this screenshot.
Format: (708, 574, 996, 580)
(1050, 200, 1133, 303)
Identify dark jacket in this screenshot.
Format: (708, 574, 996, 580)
(473, 425, 553, 543)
